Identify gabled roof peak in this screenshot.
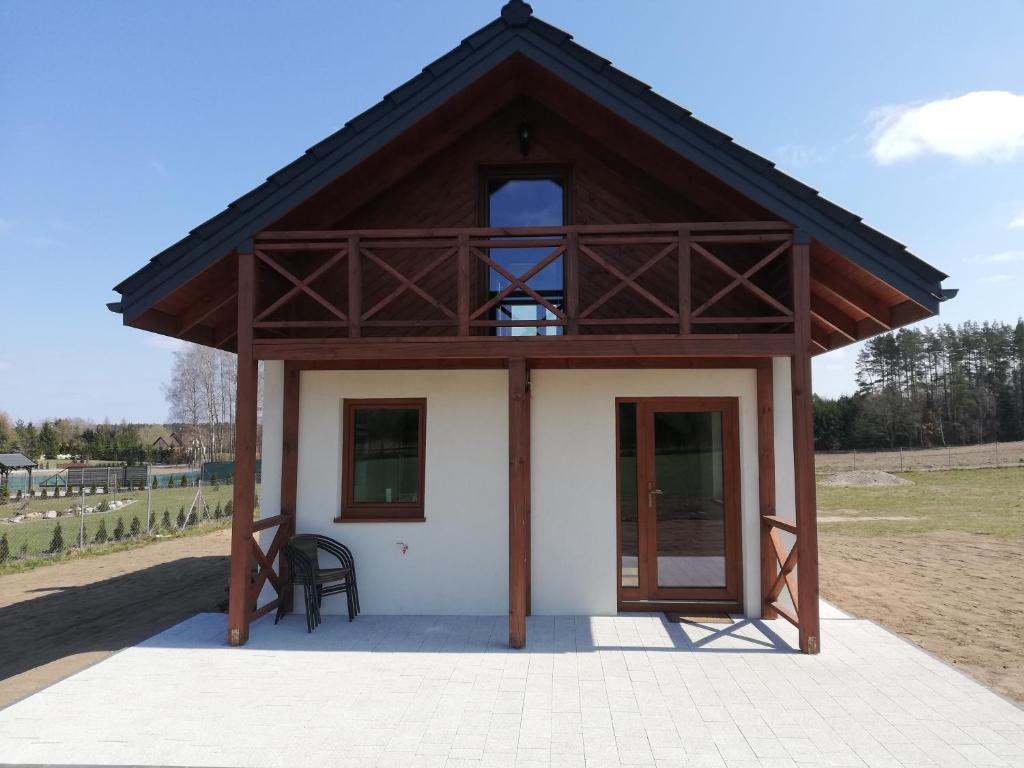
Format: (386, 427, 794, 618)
(500, 0, 533, 26)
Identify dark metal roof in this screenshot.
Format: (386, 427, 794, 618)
(0, 452, 37, 471)
(112, 0, 949, 322)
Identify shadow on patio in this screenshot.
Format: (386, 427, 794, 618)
(140, 609, 801, 655)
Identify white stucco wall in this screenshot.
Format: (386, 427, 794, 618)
(292, 369, 509, 615)
(530, 369, 762, 617)
(259, 364, 797, 618)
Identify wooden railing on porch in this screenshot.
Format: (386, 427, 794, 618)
(250, 221, 796, 340)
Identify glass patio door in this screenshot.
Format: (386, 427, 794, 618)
(618, 398, 742, 607)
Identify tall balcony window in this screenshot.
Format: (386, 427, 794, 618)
(485, 172, 567, 336)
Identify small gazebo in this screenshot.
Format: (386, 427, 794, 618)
(0, 452, 37, 494)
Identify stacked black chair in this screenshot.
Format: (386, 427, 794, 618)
(275, 534, 360, 632)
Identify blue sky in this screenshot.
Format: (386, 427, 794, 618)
(2, 0, 1023, 422)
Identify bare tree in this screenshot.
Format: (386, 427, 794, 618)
(164, 343, 262, 463)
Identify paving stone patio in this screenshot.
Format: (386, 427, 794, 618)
(0, 602, 1021, 767)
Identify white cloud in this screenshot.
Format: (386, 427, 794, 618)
(976, 273, 1014, 285)
(1010, 209, 1024, 229)
(972, 249, 1024, 265)
(869, 91, 1024, 164)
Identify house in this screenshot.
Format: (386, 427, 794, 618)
(151, 435, 181, 450)
(108, 1, 952, 652)
(153, 430, 205, 463)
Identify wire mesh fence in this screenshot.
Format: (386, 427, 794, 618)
(816, 440, 1024, 474)
(0, 480, 255, 566)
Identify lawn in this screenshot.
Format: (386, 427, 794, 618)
(0, 483, 246, 560)
(816, 466, 1024, 539)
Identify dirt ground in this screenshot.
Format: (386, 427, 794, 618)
(0, 529, 229, 709)
(820, 530, 1024, 703)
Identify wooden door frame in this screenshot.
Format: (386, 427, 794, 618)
(616, 396, 743, 612)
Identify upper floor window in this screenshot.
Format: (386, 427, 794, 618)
(484, 171, 567, 336)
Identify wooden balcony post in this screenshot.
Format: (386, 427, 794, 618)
(279, 361, 300, 614)
(565, 230, 579, 334)
(508, 357, 530, 648)
(457, 234, 470, 336)
(756, 359, 778, 619)
(228, 249, 259, 646)
(790, 233, 820, 653)
(678, 228, 691, 334)
(348, 235, 361, 338)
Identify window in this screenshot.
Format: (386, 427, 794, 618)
(339, 399, 426, 522)
(483, 169, 568, 336)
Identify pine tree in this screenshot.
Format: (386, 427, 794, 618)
(113, 517, 125, 541)
(40, 487, 48, 500)
(179, 475, 188, 488)
(129, 516, 141, 537)
(48, 522, 64, 553)
(161, 509, 172, 530)
(224, 499, 233, 518)
(0, 533, 9, 563)
(214, 501, 223, 519)
(93, 519, 108, 544)
(176, 506, 186, 528)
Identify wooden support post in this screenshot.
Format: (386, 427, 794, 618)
(457, 234, 470, 337)
(756, 359, 778, 619)
(678, 229, 691, 335)
(565, 231, 579, 335)
(348, 235, 361, 338)
(228, 250, 259, 647)
(279, 361, 300, 614)
(508, 357, 530, 649)
(790, 234, 820, 654)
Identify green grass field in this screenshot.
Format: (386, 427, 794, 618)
(0, 483, 246, 560)
(816, 466, 1024, 539)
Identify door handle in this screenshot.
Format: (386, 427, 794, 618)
(647, 482, 663, 507)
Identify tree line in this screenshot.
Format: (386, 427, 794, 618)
(814, 320, 1024, 450)
(1, 344, 261, 466)
(0, 414, 179, 465)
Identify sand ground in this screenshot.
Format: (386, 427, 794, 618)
(0, 530, 229, 708)
(820, 530, 1024, 703)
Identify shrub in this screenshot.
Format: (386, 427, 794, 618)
(129, 516, 141, 537)
(176, 506, 186, 528)
(49, 522, 64, 553)
(89, 484, 97, 495)
(179, 475, 188, 488)
(224, 499, 233, 518)
(40, 487, 48, 500)
(97, 500, 110, 513)
(151, 477, 158, 489)
(19, 542, 28, 558)
(15, 489, 22, 502)
(0, 533, 9, 563)
(93, 519, 108, 544)
(214, 501, 223, 520)
(113, 516, 125, 541)
(161, 509, 172, 531)
(209, 473, 219, 488)
(0, 484, 8, 505)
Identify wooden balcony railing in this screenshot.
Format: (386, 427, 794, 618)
(251, 221, 795, 341)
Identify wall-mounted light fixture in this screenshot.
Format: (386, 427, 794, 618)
(518, 122, 531, 157)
